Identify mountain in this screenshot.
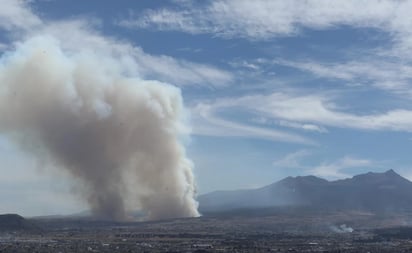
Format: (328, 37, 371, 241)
(198, 170, 412, 213)
(0, 214, 39, 231)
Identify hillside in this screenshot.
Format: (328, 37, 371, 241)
(198, 170, 412, 213)
(0, 214, 39, 231)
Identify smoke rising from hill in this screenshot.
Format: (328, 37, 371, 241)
(0, 36, 199, 220)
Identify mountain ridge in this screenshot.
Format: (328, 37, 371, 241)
(198, 170, 412, 213)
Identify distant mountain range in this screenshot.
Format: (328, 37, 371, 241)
(198, 170, 412, 214)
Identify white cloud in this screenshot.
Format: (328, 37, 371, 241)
(191, 103, 312, 144)
(119, 9, 200, 35)
(132, 47, 233, 87)
(1, 5, 232, 88)
(118, 0, 412, 94)
(272, 150, 376, 180)
(273, 59, 412, 94)
(40, 19, 233, 87)
(277, 120, 328, 133)
(273, 150, 311, 169)
(197, 92, 412, 133)
(119, 0, 411, 42)
(0, 0, 41, 32)
(252, 116, 327, 133)
(309, 156, 373, 179)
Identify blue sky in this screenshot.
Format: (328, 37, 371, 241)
(1, 0, 412, 216)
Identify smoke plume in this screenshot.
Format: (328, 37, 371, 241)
(0, 36, 199, 220)
(330, 224, 354, 233)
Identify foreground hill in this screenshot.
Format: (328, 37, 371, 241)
(198, 170, 412, 213)
(0, 214, 39, 231)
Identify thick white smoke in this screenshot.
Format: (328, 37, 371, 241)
(0, 36, 199, 220)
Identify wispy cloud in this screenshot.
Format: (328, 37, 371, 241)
(195, 92, 412, 133)
(117, 0, 412, 93)
(272, 58, 412, 95)
(309, 156, 373, 179)
(1, 3, 233, 88)
(273, 150, 311, 169)
(190, 103, 312, 144)
(0, 0, 42, 32)
(252, 117, 327, 133)
(278, 120, 328, 133)
(273, 150, 375, 179)
(118, 0, 411, 43)
(44, 20, 233, 87)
